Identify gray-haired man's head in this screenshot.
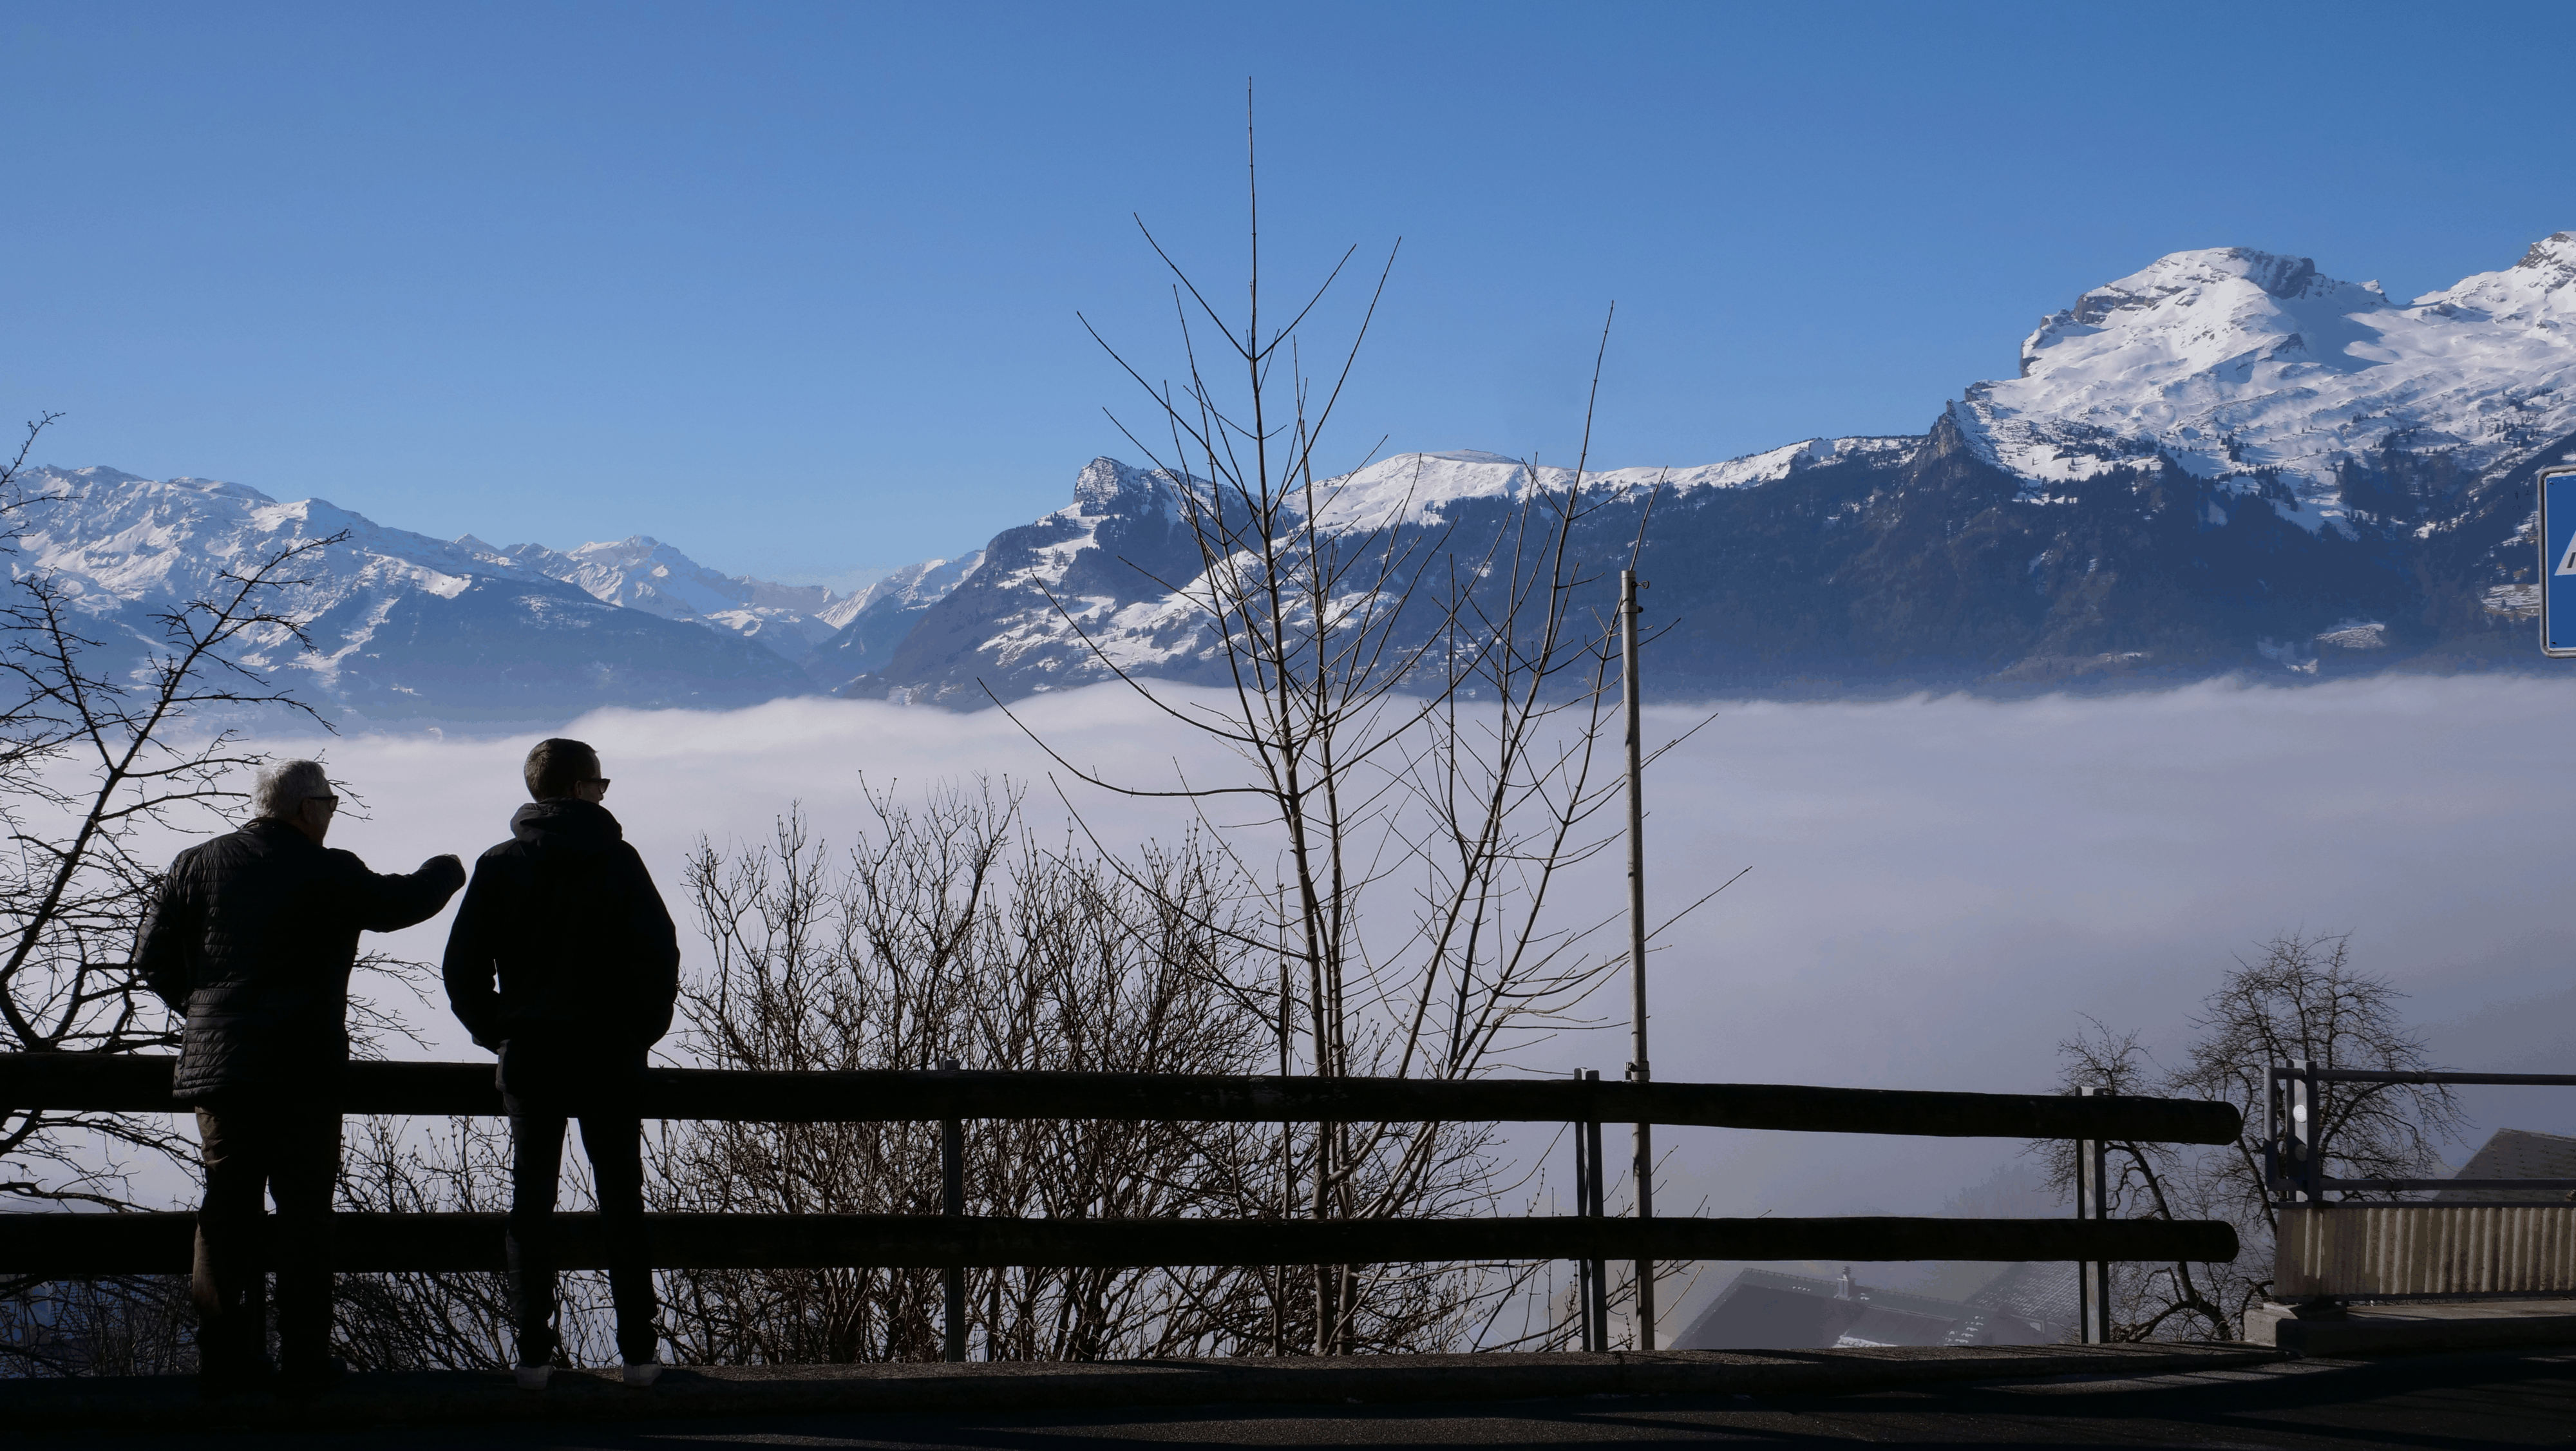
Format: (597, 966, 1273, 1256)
(254, 759, 340, 844)
(255, 760, 331, 819)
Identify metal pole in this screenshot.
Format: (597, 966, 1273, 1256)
(940, 1056, 966, 1363)
(1621, 567, 1656, 1351)
(2289, 1056, 2319, 1202)
(2284, 1057, 2334, 1314)
(2263, 1066, 2280, 1202)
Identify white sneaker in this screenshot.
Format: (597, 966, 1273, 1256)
(515, 1363, 553, 1390)
(622, 1360, 664, 1387)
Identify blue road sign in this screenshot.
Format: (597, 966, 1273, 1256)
(2547, 468, 2576, 657)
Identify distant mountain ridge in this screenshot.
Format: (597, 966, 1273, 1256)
(8, 467, 804, 723)
(840, 234, 2576, 703)
(474, 533, 871, 662)
(1, 466, 982, 725)
(28, 231, 2576, 719)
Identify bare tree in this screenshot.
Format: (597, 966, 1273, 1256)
(1007, 109, 1703, 1352)
(0, 411, 379, 1374)
(2036, 931, 2467, 1341)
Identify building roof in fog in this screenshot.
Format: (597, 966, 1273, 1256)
(1672, 1267, 2065, 1351)
(1969, 1260, 2081, 1335)
(2436, 1128, 2576, 1204)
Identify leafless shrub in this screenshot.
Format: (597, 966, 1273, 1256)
(652, 781, 1511, 1360)
(0, 1271, 194, 1376)
(328, 1114, 627, 1371)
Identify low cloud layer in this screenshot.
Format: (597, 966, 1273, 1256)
(170, 674, 2576, 1319)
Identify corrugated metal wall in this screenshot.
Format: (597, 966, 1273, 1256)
(2277, 1206, 2576, 1298)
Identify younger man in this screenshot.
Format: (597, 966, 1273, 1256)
(442, 738, 679, 1388)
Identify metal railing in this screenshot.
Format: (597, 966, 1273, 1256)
(2266, 1058, 2576, 1303)
(2268, 1060, 2576, 1199)
(3, 1053, 2245, 1355)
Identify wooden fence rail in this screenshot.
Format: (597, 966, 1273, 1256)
(0, 1054, 2248, 1295)
(4, 1212, 2239, 1277)
(0, 1056, 2243, 1144)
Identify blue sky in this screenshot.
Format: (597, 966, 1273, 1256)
(10, 1, 2576, 586)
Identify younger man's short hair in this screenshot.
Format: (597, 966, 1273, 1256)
(524, 738, 600, 801)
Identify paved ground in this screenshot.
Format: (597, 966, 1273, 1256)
(53, 1346, 2576, 1449)
(2251, 1296, 2576, 1356)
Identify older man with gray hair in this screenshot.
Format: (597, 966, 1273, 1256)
(138, 759, 465, 1394)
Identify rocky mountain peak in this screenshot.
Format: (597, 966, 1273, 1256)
(1965, 232, 2576, 526)
(2058, 247, 2325, 334)
(2503, 230, 2576, 294)
(565, 535, 679, 565)
(1068, 457, 1191, 518)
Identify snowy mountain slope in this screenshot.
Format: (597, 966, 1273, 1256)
(805, 550, 987, 687)
(848, 443, 1940, 703)
(1300, 439, 1920, 531)
(840, 457, 1213, 701)
(1953, 236, 2576, 531)
(10, 467, 816, 723)
(863, 428, 2512, 706)
(992, 441, 1921, 541)
(459, 533, 862, 663)
(855, 234, 2576, 703)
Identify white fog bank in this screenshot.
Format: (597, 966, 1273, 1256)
(182, 675, 2576, 1318)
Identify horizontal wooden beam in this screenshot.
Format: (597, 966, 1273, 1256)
(1, 1212, 2240, 1276)
(0, 1056, 2244, 1144)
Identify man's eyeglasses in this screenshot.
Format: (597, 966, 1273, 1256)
(583, 778, 611, 795)
(307, 794, 340, 813)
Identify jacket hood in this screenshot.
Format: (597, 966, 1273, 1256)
(509, 798, 626, 850)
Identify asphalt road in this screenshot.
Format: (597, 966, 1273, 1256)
(74, 1347, 2576, 1449)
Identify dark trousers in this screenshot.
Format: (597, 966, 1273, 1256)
(191, 1098, 341, 1371)
(502, 1046, 656, 1365)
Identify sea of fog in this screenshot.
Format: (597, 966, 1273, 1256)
(103, 674, 2576, 1334)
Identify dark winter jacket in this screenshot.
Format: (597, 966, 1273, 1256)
(440, 799, 679, 1065)
(137, 818, 466, 1102)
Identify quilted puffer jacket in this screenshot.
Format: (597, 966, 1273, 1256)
(138, 818, 466, 1101)
(440, 799, 679, 1058)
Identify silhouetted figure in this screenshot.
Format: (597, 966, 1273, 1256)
(443, 737, 679, 1389)
(138, 759, 465, 1393)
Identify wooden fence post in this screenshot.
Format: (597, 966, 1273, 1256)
(940, 1056, 965, 1363)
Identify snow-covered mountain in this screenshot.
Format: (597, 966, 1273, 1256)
(840, 442, 1927, 697)
(842, 444, 1933, 703)
(1953, 237, 2576, 531)
(26, 230, 2576, 717)
(1236, 439, 1924, 531)
(442, 529, 988, 681)
(804, 551, 987, 689)
(8, 467, 817, 725)
(854, 234, 2576, 701)
(474, 534, 869, 663)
